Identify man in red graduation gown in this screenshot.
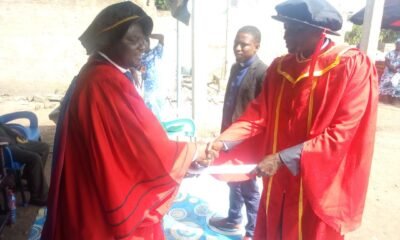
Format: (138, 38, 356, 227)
(41, 2, 196, 240)
(205, 0, 378, 239)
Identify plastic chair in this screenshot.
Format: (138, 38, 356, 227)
(161, 118, 196, 140)
(1, 145, 27, 206)
(0, 111, 41, 141)
(0, 111, 41, 206)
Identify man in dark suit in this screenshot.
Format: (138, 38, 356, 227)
(208, 25, 267, 240)
(0, 123, 49, 206)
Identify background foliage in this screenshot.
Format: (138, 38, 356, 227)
(345, 25, 400, 46)
(155, 0, 169, 10)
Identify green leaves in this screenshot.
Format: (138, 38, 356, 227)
(345, 25, 400, 45)
(155, 0, 169, 10)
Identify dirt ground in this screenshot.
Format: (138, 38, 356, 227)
(0, 96, 400, 240)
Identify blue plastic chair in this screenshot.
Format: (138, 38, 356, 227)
(1, 146, 27, 206)
(161, 118, 196, 139)
(0, 111, 41, 206)
(0, 111, 41, 141)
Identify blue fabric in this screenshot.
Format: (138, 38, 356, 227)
(279, 143, 304, 176)
(227, 178, 260, 237)
(30, 184, 243, 240)
(124, 71, 134, 83)
(224, 56, 257, 127)
(163, 192, 242, 240)
(380, 50, 400, 97)
(142, 43, 163, 92)
(51, 77, 77, 172)
(141, 43, 164, 118)
(29, 207, 47, 240)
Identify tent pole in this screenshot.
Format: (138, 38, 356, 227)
(359, 0, 385, 61)
(176, 19, 181, 115)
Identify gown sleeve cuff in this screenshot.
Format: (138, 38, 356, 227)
(279, 143, 304, 176)
(219, 140, 243, 152)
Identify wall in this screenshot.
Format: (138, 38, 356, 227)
(0, 0, 153, 95)
(0, 0, 350, 96)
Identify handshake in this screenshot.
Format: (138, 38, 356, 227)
(192, 141, 224, 168)
(188, 140, 283, 177)
(186, 141, 224, 177)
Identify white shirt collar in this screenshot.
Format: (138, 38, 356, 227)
(98, 51, 145, 97)
(98, 51, 130, 74)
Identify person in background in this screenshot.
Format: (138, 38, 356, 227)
(141, 33, 165, 119)
(129, 66, 144, 96)
(208, 26, 267, 240)
(201, 0, 378, 239)
(41, 2, 197, 239)
(0, 123, 49, 206)
(379, 38, 400, 100)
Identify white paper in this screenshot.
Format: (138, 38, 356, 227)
(188, 164, 257, 175)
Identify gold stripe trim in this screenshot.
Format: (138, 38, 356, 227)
(265, 80, 286, 216)
(98, 15, 140, 34)
(265, 177, 274, 215)
(277, 46, 350, 85)
(295, 44, 336, 63)
(307, 76, 318, 131)
(298, 66, 320, 239)
(273, 81, 285, 153)
(299, 180, 304, 240)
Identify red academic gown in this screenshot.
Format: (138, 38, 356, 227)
(41, 58, 196, 240)
(215, 42, 378, 239)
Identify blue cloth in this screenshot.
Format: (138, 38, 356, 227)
(221, 55, 260, 238)
(51, 77, 77, 172)
(227, 178, 260, 237)
(224, 56, 257, 126)
(141, 43, 164, 118)
(124, 71, 134, 83)
(163, 191, 242, 240)
(279, 143, 304, 176)
(141, 44, 163, 93)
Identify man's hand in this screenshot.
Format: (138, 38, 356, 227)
(205, 141, 224, 162)
(149, 33, 164, 45)
(252, 153, 282, 177)
(16, 136, 28, 144)
(189, 140, 224, 169)
(191, 149, 210, 168)
(186, 150, 209, 178)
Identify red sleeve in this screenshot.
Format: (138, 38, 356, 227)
(302, 53, 371, 165)
(211, 64, 273, 181)
(301, 51, 378, 232)
(217, 62, 274, 142)
(302, 52, 375, 180)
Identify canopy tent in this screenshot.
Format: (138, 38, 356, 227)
(349, 0, 400, 31)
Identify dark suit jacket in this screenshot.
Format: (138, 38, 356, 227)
(221, 55, 267, 131)
(0, 123, 19, 144)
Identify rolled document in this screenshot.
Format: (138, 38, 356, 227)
(187, 164, 257, 175)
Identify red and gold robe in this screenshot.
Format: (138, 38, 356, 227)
(42, 57, 196, 240)
(216, 42, 378, 239)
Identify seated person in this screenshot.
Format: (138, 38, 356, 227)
(141, 33, 165, 119)
(0, 123, 49, 206)
(379, 38, 400, 99)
